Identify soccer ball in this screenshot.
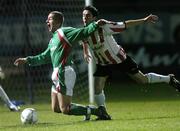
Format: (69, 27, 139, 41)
(20, 108, 38, 124)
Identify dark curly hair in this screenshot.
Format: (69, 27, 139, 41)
(84, 5, 98, 17)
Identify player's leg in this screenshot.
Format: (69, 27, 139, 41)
(129, 71, 180, 91)
(94, 76, 107, 107)
(55, 66, 99, 120)
(51, 85, 61, 113)
(0, 85, 20, 111)
(124, 55, 180, 91)
(94, 65, 111, 120)
(129, 71, 171, 84)
(56, 92, 98, 121)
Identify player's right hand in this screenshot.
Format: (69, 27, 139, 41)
(14, 58, 27, 66)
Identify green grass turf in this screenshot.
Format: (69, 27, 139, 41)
(0, 82, 180, 131)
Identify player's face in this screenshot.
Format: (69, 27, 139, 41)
(82, 10, 96, 26)
(46, 13, 60, 33)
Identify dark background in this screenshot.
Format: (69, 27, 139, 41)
(0, 0, 180, 103)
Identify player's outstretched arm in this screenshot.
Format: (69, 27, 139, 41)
(14, 58, 27, 66)
(125, 14, 158, 28)
(96, 19, 116, 26)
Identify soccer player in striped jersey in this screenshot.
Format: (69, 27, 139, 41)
(14, 11, 111, 120)
(0, 66, 20, 111)
(81, 5, 180, 120)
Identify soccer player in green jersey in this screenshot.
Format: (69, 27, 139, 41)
(14, 11, 110, 120)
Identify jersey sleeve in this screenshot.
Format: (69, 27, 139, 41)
(26, 47, 51, 66)
(63, 22, 99, 44)
(103, 22, 126, 35)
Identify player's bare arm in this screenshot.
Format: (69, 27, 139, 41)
(14, 58, 28, 66)
(125, 14, 158, 28)
(82, 42, 91, 63)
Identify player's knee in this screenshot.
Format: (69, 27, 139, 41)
(95, 84, 104, 94)
(60, 106, 70, 114)
(137, 80, 147, 84)
(134, 75, 149, 84)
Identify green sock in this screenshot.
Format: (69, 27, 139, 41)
(68, 103, 87, 116)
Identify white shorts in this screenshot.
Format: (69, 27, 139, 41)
(51, 66, 76, 96)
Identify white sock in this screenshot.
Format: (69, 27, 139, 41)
(94, 91, 105, 107)
(145, 73, 170, 84)
(0, 85, 12, 107)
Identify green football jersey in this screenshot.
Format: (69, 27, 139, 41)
(26, 22, 98, 70)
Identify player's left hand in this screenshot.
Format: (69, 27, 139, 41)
(96, 19, 117, 26)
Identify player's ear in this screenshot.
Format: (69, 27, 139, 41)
(55, 22, 61, 28)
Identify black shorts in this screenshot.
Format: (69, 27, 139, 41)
(93, 55, 139, 77)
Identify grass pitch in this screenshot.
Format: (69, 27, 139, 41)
(0, 83, 180, 131)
